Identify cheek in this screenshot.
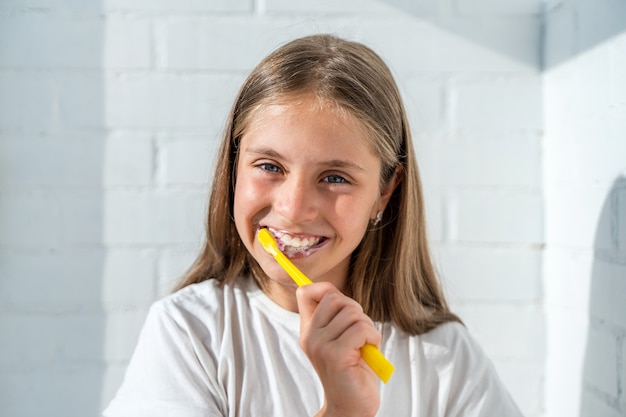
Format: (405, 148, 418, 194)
(233, 174, 270, 222)
(331, 195, 373, 234)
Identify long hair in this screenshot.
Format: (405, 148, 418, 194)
(175, 34, 460, 335)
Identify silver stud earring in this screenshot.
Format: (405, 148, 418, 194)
(372, 211, 383, 226)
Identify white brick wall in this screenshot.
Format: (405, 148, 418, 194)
(0, 1, 548, 416)
(544, 0, 626, 415)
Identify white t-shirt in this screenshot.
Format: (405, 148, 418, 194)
(104, 277, 523, 417)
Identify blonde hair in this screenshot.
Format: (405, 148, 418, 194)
(175, 34, 460, 335)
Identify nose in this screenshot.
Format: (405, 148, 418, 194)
(273, 175, 319, 224)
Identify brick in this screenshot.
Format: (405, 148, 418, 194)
(104, 0, 253, 13)
(543, 247, 593, 310)
(576, 0, 626, 53)
(452, 304, 544, 360)
(454, 0, 543, 15)
(413, 139, 440, 188)
(57, 74, 106, 128)
(104, 133, 153, 186)
(543, 130, 626, 185)
(0, 312, 103, 371)
(366, 0, 439, 15)
(0, 15, 100, 68)
(162, 16, 360, 72)
(543, 3, 577, 68)
(102, 249, 157, 310)
(491, 360, 543, 417)
(60, 73, 242, 129)
(0, 132, 146, 190)
(103, 189, 206, 245)
(611, 32, 626, 103)
(61, 190, 104, 244)
(580, 391, 623, 417)
(543, 32, 626, 191)
(544, 45, 612, 121)
(402, 77, 444, 133)
(0, 0, 252, 12)
(421, 188, 444, 242)
(0, 136, 104, 187)
(544, 309, 588, 417)
(436, 245, 541, 302)
(0, 0, 48, 7)
(1, 189, 103, 246)
(452, 188, 543, 243)
(0, 0, 95, 9)
(445, 15, 542, 69)
(589, 260, 626, 329)
(55, 313, 106, 363)
(101, 363, 129, 412)
(452, 78, 543, 130)
(103, 17, 153, 69)
(103, 308, 150, 363)
(356, 18, 533, 74)
(435, 135, 541, 187)
(264, 0, 397, 14)
(0, 314, 56, 372)
(0, 73, 54, 128)
(0, 15, 151, 69)
(543, 184, 613, 249)
(621, 338, 626, 411)
(158, 136, 218, 186)
(0, 190, 63, 246)
(163, 16, 280, 71)
(0, 366, 104, 417)
(615, 187, 626, 251)
(0, 248, 105, 313)
(157, 248, 199, 294)
(581, 324, 619, 398)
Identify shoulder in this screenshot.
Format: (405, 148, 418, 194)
(407, 321, 486, 361)
(384, 321, 491, 381)
(392, 322, 496, 393)
(153, 278, 251, 317)
(144, 278, 257, 338)
(419, 322, 523, 416)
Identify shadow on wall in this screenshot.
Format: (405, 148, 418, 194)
(379, 0, 626, 71)
(581, 175, 626, 415)
(0, 2, 105, 416)
(378, 0, 541, 68)
(543, 0, 626, 69)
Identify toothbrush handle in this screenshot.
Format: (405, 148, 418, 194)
(274, 251, 395, 383)
(360, 343, 394, 384)
(274, 252, 313, 286)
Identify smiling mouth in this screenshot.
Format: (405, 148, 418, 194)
(264, 227, 328, 258)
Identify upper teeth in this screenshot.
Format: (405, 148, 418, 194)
(269, 228, 321, 249)
(281, 235, 320, 248)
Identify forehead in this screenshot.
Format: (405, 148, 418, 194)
(242, 94, 376, 151)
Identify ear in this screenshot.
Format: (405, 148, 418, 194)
(377, 165, 403, 212)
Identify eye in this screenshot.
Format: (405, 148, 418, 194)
(323, 174, 348, 184)
(257, 162, 282, 174)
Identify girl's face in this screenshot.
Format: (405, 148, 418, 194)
(233, 95, 393, 312)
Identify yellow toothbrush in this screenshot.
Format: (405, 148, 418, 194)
(257, 227, 395, 383)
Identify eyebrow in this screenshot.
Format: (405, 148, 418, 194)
(244, 145, 366, 172)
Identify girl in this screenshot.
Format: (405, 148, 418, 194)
(104, 34, 523, 417)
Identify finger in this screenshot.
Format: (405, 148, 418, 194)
(321, 302, 375, 344)
(312, 290, 363, 330)
(337, 321, 382, 351)
(295, 281, 339, 325)
(310, 319, 383, 373)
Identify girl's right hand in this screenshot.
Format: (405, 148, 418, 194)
(296, 282, 381, 417)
